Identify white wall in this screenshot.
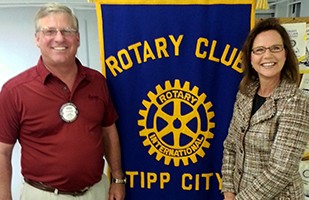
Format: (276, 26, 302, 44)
(0, 2, 100, 199)
(300, 0, 309, 17)
(256, 0, 309, 18)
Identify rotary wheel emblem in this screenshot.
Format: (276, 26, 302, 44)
(138, 79, 215, 166)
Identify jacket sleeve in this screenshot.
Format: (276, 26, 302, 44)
(221, 96, 239, 194)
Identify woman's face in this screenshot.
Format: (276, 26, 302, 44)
(251, 30, 286, 81)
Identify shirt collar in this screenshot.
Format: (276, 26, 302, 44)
(36, 56, 89, 85)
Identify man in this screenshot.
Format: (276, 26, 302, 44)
(0, 3, 125, 200)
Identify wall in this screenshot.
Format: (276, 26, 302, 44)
(300, 0, 309, 17)
(256, 0, 309, 18)
(0, 2, 99, 199)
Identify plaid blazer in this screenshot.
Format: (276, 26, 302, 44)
(222, 80, 309, 200)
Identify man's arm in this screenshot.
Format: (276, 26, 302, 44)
(102, 124, 125, 200)
(0, 142, 14, 200)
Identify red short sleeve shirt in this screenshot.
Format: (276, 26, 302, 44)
(0, 57, 118, 191)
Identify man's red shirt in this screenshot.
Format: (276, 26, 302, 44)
(0, 57, 118, 191)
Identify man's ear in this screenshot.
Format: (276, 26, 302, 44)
(77, 32, 80, 47)
(35, 33, 40, 48)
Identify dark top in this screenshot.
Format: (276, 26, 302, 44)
(251, 93, 266, 116)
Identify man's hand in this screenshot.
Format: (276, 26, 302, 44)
(108, 183, 125, 200)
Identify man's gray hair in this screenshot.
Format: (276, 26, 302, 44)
(34, 3, 79, 32)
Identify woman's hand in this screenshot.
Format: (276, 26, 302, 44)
(224, 192, 235, 200)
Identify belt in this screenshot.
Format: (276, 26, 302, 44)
(24, 178, 89, 196)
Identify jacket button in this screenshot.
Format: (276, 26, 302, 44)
(240, 127, 245, 133)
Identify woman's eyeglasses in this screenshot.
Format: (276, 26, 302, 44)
(251, 44, 284, 55)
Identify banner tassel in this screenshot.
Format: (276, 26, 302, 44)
(256, 0, 269, 10)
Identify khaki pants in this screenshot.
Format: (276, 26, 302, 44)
(20, 174, 110, 200)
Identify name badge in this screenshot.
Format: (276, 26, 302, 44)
(59, 102, 78, 123)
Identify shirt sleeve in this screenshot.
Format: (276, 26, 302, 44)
(0, 86, 20, 144)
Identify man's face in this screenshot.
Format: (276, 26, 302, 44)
(35, 12, 80, 67)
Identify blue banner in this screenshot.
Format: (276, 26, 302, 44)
(92, 1, 255, 199)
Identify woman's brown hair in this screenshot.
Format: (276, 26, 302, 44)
(239, 18, 299, 95)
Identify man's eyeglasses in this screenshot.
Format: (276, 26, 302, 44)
(251, 44, 284, 55)
(38, 27, 78, 37)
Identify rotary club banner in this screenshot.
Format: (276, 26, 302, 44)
(90, 0, 255, 199)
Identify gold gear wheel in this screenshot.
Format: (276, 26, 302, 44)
(138, 79, 215, 166)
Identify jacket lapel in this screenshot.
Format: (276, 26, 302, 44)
(242, 80, 297, 126)
(250, 98, 277, 126)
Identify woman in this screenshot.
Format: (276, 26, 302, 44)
(221, 18, 309, 200)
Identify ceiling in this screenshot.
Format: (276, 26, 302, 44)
(0, 0, 291, 10)
(0, 0, 280, 5)
(0, 0, 95, 8)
